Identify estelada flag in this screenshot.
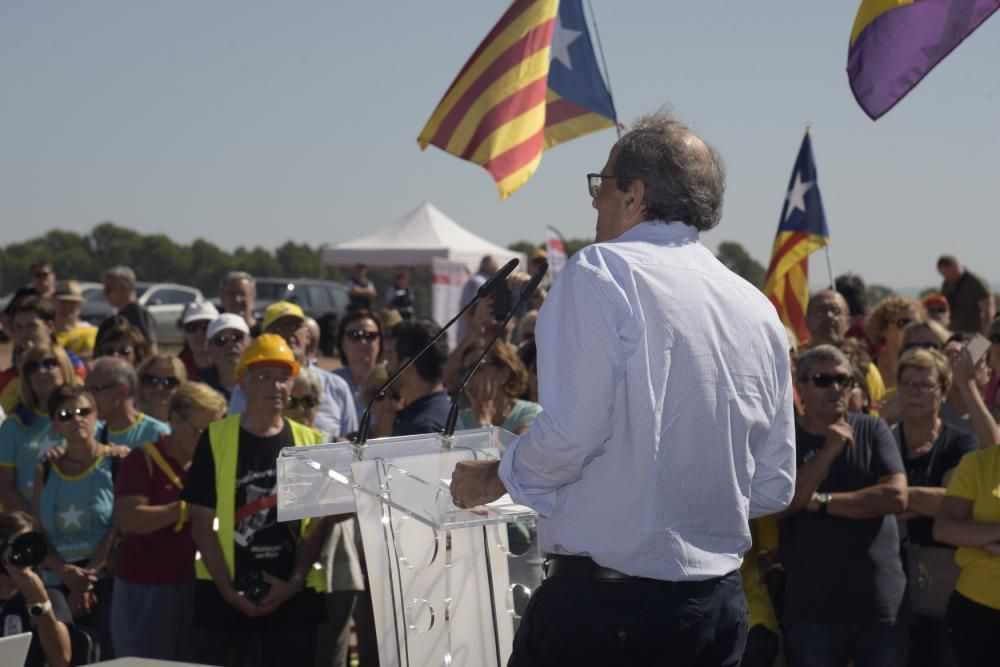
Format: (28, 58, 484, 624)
(418, 0, 618, 199)
(848, 0, 1000, 120)
(763, 132, 830, 345)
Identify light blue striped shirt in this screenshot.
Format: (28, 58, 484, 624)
(498, 221, 796, 581)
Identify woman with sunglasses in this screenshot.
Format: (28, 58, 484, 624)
(867, 296, 927, 396)
(94, 316, 149, 368)
(284, 368, 321, 429)
(333, 310, 384, 419)
(110, 381, 226, 660)
(893, 348, 978, 666)
(0, 345, 80, 514)
(33, 384, 127, 659)
(136, 355, 187, 423)
(177, 302, 219, 381)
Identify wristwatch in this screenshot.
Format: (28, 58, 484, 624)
(816, 493, 832, 515)
(28, 600, 52, 618)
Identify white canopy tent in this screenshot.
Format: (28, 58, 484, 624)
(321, 202, 525, 274)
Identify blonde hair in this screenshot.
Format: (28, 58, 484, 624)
(898, 347, 952, 390)
(866, 296, 927, 345)
(900, 319, 950, 350)
(168, 381, 227, 426)
(19, 344, 80, 412)
(137, 354, 188, 383)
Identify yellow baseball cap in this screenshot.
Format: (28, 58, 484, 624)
(262, 300, 306, 331)
(235, 333, 300, 380)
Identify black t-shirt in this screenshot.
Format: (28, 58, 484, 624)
(393, 390, 451, 437)
(778, 413, 907, 625)
(182, 422, 301, 582)
(198, 365, 231, 401)
(894, 422, 978, 546)
(1, 588, 73, 667)
(117, 301, 158, 343)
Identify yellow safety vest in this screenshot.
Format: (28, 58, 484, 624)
(194, 414, 326, 592)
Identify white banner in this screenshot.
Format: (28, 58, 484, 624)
(431, 257, 471, 351)
(545, 225, 568, 276)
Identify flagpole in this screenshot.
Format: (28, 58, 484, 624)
(585, 0, 621, 139)
(805, 122, 835, 288)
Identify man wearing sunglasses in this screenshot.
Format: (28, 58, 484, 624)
(450, 111, 797, 665)
(86, 357, 170, 449)
(201, 314, 251, 401)
(776, 345, 909, 666)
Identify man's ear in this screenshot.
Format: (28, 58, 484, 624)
(625, 179, 646, 219)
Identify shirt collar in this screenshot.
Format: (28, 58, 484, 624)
(614, 220, 700, 245)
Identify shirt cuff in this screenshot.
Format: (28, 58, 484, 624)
(498, 434, 556, 518)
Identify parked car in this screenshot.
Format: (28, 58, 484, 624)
(251, 278, 350, 355)
(80, 281, 205, 345)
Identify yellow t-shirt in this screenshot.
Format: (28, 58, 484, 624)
(54, 324, 97, 358)
(740, 517, 780, 633)
(944, 446, 1000, 610)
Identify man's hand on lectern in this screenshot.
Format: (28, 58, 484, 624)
(450, 459, 507, 509)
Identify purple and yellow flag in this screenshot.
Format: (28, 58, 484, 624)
(418, 0, 617, 199)
(848, 0, 1000, 120)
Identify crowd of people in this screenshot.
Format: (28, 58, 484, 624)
(0, 259, 544, 666)
(742, 257, 1000, 667)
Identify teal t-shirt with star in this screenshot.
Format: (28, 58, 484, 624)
(104, 413, 170, 448)
(0, 405, 64, 503)
(39, 455, 115, 585)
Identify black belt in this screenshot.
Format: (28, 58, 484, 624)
(543, 555, 735, 589)
(543, 555, 655, 583)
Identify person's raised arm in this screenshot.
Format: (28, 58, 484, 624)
(978, 297, 995, 335)
(953, 348, 1000, 448)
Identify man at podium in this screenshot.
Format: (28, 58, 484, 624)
(451, 111, 797, 666)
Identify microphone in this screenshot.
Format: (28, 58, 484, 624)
(442, 262, 548, 437)
(353, 257, 520, 445)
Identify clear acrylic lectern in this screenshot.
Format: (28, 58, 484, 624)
(276, 427, 542, 667)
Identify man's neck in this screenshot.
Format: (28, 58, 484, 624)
(107, 402, 141, 431)
(218, 361, 238, 389)
(399, 376, 443, 405)
(241, 410, 284, 437)
(798, 412, 842, 437)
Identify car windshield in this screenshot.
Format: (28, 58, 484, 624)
(256, 282, 294, 301)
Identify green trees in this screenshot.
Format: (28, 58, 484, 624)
(0, 222, 340, 296)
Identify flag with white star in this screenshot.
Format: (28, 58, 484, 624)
(762, 132, 829, 344)
(418, 0, 618, 199)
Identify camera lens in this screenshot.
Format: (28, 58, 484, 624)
(8, 532, 47, 567)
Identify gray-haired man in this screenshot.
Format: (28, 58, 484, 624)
(777, 344, 908, 666)
(103, 266, 157, 348)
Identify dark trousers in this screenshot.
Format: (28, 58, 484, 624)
(909, 614, 956, 667)
(741, 625, 780, 667)
(193, 623, 316, 667)
(314, 591, 357, 667)
(946, 591, 1000, 667)
(783, 620, 909, 667)
(507, 569, 747, 667)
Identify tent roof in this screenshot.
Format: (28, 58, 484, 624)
(321, 202, 525, 273)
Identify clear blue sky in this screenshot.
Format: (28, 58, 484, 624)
(2, 2, 998, 291)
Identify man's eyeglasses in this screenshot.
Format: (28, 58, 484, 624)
(87, 382, 118, 393)
(898, 381, 940, 394)
(807, 373, 851, 389)
(894, 319, 914, 330)
(902, 341, 941, 353)
(34, 271, 51, 279)
(100, 344, 134, 358)
(184, 320, 209, 334)
(141, 374, 181, 390)
(587, 173, 614, 199)
(287, 395, 319, 410)
(346, 330, 379, 343)
(23, 358, 59, 376)
(212, 332, 245, 347)
(56, 406, 94, 423)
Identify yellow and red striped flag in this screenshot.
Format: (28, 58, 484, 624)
(763, 132, 830, 345)
(418, 0, 618, 199)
